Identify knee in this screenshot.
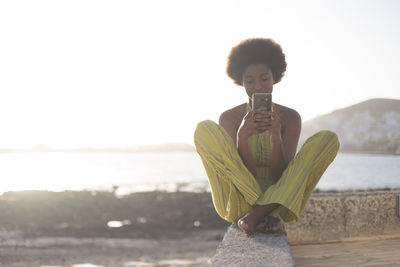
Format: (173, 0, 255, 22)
(194, 120, 218, 141)
(317, 130, 340, 151)
(195, 120, 217, 132)
(318, 130, 338, 140)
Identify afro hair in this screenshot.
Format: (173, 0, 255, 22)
(226, 38, 287, 86)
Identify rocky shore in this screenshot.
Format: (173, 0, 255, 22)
(0, 190, 229, 266)
(0, 190, 230, 239)
(1, 189, 399, 266)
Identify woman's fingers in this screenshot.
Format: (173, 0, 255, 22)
(244, 110, 259, 121)
(246, 110, 273, 122)
(254, 114, 268, 122)
(254, 123, 269, 133)
(242, 110, 279, 135)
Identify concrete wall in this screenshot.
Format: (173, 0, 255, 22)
(287, 190, 400, 243)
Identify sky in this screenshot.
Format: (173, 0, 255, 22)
(1, 0, 399, 149)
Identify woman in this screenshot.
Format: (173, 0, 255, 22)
(194, 38, 340, 237)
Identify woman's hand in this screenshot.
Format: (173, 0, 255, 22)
(237, 105, 282, 142)
(237, 110, 269, 141)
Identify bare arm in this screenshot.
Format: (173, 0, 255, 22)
(268, 109, 302, 182)
(281, 110, 302, 163)
(219, 111, 239, 145)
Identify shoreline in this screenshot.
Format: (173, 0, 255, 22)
(0, 190, 224, 266)
(1, 188, 398, 240)
(1, 189, 399, 266)
(0, 190, 231, 240)
(2, 186, 400, 197)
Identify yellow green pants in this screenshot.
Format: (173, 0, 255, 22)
(194, 120, 340, 223)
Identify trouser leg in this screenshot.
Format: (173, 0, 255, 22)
(194, 120, 262, 223)
(256, 130, 340, 222)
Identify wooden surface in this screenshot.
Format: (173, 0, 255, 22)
(291, 238, 400, 266)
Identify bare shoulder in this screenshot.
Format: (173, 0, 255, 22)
(219, 103, 246, 143)
(274, 103, 301, 125)
(219, 103, 247, 126)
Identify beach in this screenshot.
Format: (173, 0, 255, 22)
(0, 190, 229, 266)
(2, 189, 400, 266)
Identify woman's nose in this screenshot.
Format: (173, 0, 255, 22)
(254, 80, 263, 90)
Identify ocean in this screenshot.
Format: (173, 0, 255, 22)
(0, 152, 399, 195)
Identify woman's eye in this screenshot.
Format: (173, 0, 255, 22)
(245, 80, 253, 84)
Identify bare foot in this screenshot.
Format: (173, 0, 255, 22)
(237, 217, 255, 237)
(237, 204, 279, 237)
(262, 216, 285, 233)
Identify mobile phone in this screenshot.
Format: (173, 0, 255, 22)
(252, 93, 272, 113)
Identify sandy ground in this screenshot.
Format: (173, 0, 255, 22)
(0, 190, 229, 266)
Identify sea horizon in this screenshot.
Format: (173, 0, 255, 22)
(0, 151, 399, 195)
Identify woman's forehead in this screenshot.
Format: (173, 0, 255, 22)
(243, 64, 272, 76)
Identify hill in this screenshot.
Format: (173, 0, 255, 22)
(299, 98, 400, 154)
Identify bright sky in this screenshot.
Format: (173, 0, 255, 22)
(1, 0, 399, 149)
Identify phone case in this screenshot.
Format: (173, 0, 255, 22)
(252, 93, 272, 112)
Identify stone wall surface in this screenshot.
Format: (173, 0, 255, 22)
(287, 191, 400, 243)
(211, 224, 294, 267)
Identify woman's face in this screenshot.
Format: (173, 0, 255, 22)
(242, 63, 275, 98)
